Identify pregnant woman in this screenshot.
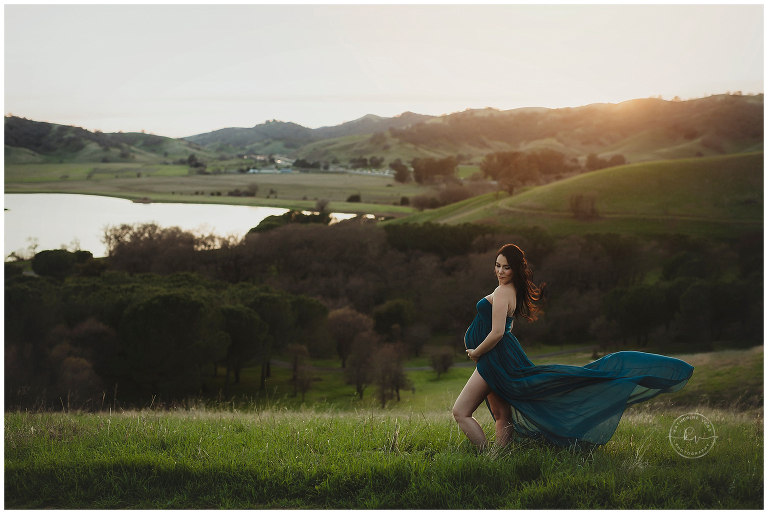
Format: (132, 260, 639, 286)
(453, 243, 694, 449)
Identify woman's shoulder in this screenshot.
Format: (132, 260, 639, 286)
(493, 284, 516, 298)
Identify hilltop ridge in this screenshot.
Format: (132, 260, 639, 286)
(4, 93, 763, 166)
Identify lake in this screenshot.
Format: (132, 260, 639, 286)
(4, 193, 357, 258)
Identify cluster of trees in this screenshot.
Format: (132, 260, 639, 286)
(249, 207, 333, 234)
(411, 156, 458, 184)
(349, 156, 385, 169)
(585, 153, 626, 171)
(227, 184, 259, 197)
(410, 182, 495, 211)
(8, 217, 762, 409)
(293, 159, 324, 169)
(389, 159, 410, 183)
(174, 153, 207, 173)
(480, 149, 583, 193)
(5, 271, 329, 409)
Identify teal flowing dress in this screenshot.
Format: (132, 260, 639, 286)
(464, 297, 694, 447)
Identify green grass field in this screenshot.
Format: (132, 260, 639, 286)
(500, 152, 763, 221)
(4, 342, 762, 508)
(4, 406, 763, 508)
(5, 165, 422, 215)
(207, 345, 763, 415)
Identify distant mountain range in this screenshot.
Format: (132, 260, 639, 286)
(183, 111, 434, 149)
(5, 93, 763, 166)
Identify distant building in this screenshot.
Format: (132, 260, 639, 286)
(248, 167, 294, 174)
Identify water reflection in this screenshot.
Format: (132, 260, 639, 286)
(4, 194, 357, 258)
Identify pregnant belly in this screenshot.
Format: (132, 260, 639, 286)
(464, 318, 487, 350)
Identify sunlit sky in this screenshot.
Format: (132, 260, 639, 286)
(4, 4, 764, 139)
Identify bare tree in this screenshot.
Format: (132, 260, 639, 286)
(295, 364, 313, 402)
(327, 307, 374, 368)
(428, 346, 454, 379)
(344, 330, 378, 399)
(371, 343, 413, 408)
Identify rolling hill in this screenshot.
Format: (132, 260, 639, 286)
(5, 94, 762, 169)
(182, 111, 435, 155)
(4, 116, 218, 165)
(182, 93, 763, 166)
(386, 152, 764, 239)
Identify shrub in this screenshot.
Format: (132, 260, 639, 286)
(31, 249, 75, 280)
(346, 194, 361, 203)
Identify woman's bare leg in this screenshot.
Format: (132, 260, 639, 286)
(452, 369, 493, 448)
(487, 391, 514, 447)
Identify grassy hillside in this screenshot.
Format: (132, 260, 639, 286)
(386, 152, 763, 239)
(500, 152, 763, 221)
(4, 117, 218, 165)
(6, 346, 761, 508)
(5, 403, 762, 508)
(7, 94, 763, 169)
(294, 132, 451, 164)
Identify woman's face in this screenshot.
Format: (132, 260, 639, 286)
(495, 254, 513, 285)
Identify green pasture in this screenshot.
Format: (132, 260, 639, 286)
(456, 164, 480, 179)
(501, 152, 763, 221)
(4, 346, 763, 508)
(4, 405, 762, 508)
(5, 166, 423, 215)
(207, 345, 762, 416)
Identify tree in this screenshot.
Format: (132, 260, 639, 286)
(68, 317, 120, 385)
(32, 249, 75, 280)
(372, 298, 416, 338)
(327, 307, 374, 368)
(236, 287, 297, 390)
(390, 159, 410, 183)
(585, 153, 625, 171)
(608, 154, 626, 167)
(219, 305, 268, 397)
(428, 346, 454, 378)
(287, 344, 312, 400)
(345, 330, 378, 399)
(569, 192, 598, 219)
(480, 151, 539, 184)
(290, 294, 329, 356)
(371, 343, 412, 408)
(404, 322, 431, 357)
(613, 285, 667, 347)
(411, 156, 457, 184)
(119, 291, 229, 398)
